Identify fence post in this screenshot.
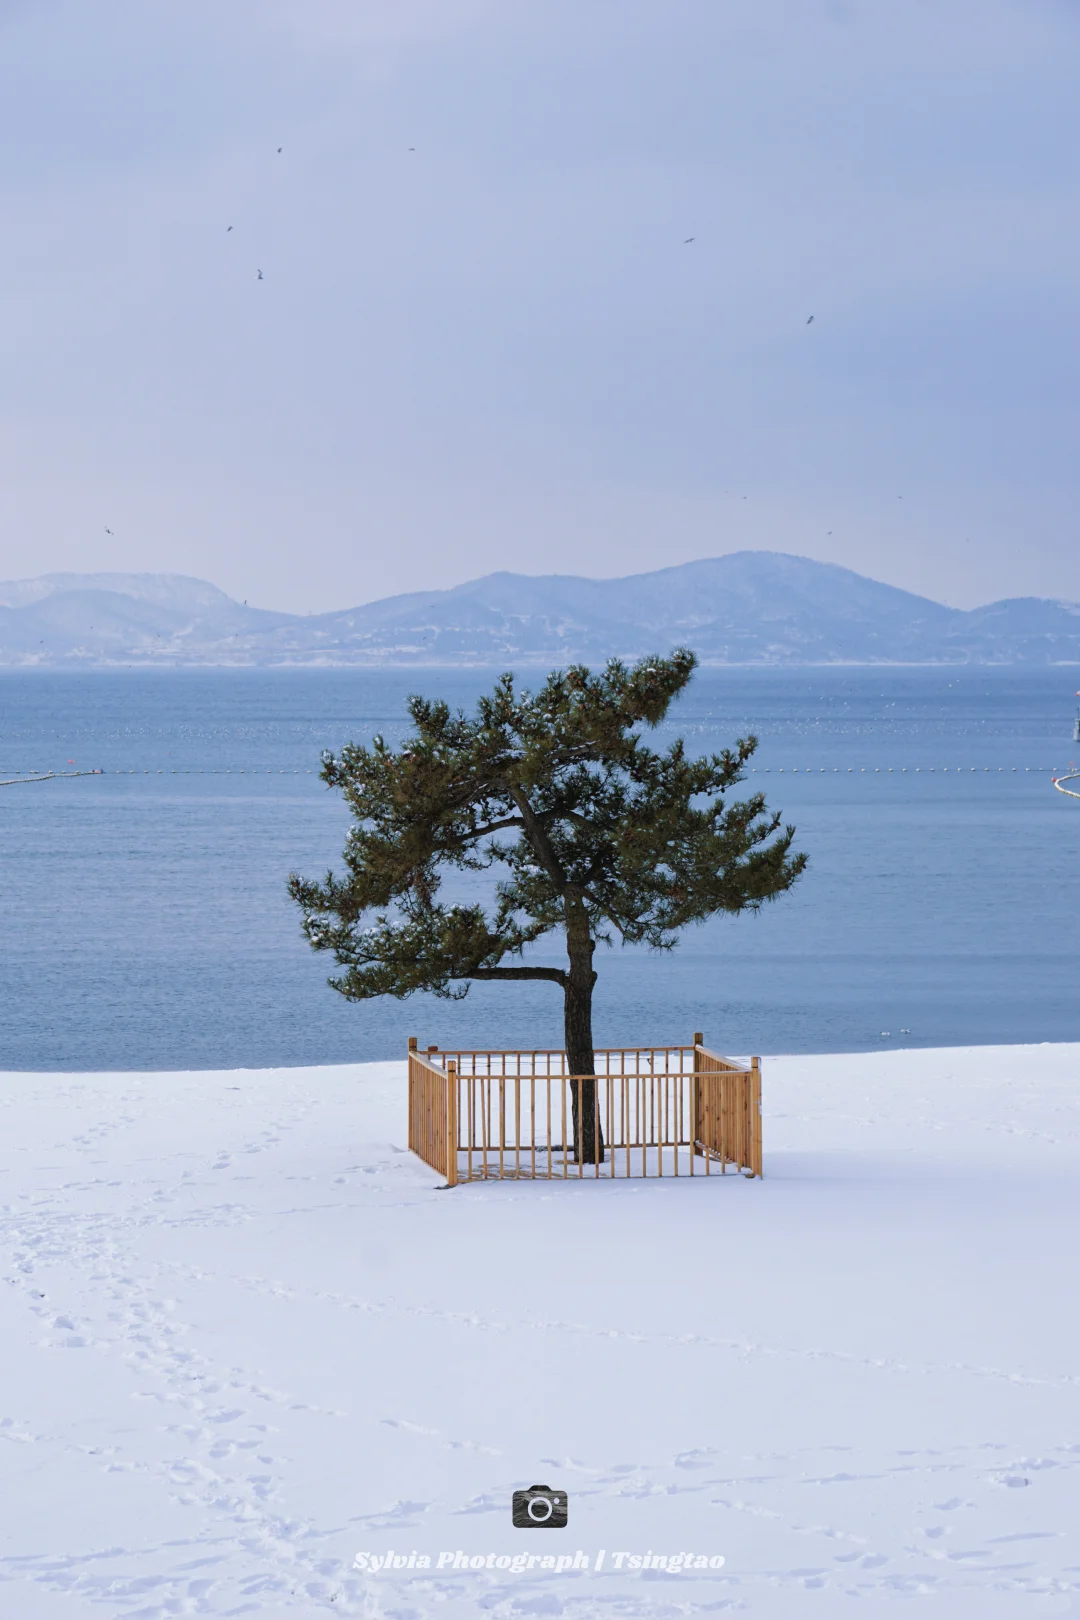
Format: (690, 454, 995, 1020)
(407, 1037, 417, 1156)
(691, 1033, 703, 1160)
(750, 1056, 762, 1178)
(446, 1060, 459, 1188)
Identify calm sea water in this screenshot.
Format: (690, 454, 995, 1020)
(2, 667, 1078, 1071)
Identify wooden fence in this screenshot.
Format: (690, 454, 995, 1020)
(406, 1036, 762, 1185)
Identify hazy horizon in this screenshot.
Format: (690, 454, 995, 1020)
(3, 0, 1079, 614)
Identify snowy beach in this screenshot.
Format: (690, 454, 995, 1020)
(3, 1045, 1080, 1617)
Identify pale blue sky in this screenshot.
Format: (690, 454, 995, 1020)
(1, 0, 1079, 612)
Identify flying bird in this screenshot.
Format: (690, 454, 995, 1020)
(256, 269, 264, 280)
(409, 147, 415, 151)
(277, 147, 282, 153)
(806, 315, 814, 324)
(227, 225, 233, 232)
(684, 237, 695, 243)
(105, 528, 113, 535)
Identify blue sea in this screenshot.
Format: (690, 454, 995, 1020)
(2, 667, 1078, 1071)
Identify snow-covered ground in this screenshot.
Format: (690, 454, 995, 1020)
(2, 1045, 1079, 1618)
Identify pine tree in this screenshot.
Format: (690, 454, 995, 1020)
(288, 650, 806, 1162)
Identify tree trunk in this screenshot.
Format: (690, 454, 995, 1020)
(563, 898, 603, 1164)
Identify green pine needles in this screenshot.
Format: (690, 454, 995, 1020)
(288, 649, 806, 1161)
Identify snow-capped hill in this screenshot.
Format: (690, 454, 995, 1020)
(0, 572, 243, 612)
(1, 553, 1078, 665)
(0, 572, 291, 662)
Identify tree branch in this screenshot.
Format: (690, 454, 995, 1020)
(427, 814, 527, 859)
(508, 785, 569, 893)
(560, 809, 610, 834)
(469, 965, 568, 986)
(458, 815, 526, 841)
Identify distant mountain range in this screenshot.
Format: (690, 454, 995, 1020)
(1, 554, 1079, 666)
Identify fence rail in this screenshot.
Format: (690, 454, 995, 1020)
(406, 1036, 761, 1185)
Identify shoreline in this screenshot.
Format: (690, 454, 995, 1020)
(3, 1035, 1078, 1081)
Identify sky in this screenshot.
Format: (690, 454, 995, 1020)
(1, 0, 1079, 613)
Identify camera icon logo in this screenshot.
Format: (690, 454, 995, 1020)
(511, 1484, 568, 1528)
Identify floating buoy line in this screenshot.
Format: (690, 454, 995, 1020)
(0, 765, 1072, 788)
(752, 767, 1059, 774)
(0, 768, 317, 786)
(0, 768, 107, 786)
